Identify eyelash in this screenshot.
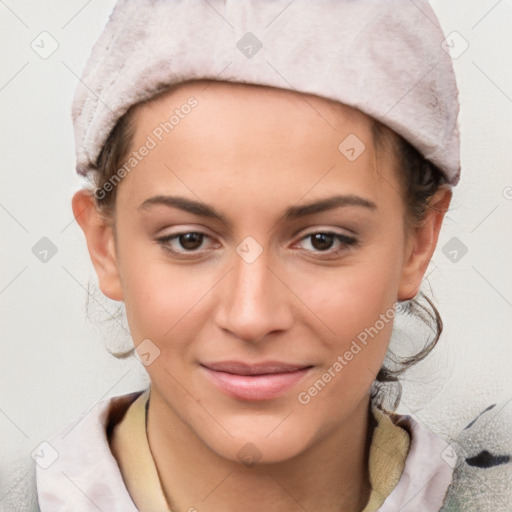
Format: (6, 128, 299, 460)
(155, 230, 359, 258)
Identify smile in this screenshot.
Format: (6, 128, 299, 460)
(200, 361, 313, 401)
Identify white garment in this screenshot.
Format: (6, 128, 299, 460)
(36, 391, 455, 512)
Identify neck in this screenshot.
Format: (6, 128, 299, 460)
(146, 391, 374, 512)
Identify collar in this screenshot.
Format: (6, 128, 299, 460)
(36, 390, 455, 511)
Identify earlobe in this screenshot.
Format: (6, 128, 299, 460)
(71, 190, 124, 301)
(398, 186, 453, 301)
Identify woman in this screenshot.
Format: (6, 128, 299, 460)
(30, 1, 512, 511)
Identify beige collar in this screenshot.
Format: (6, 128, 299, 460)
(362, 406, 411, 512)
(109, 389, 170, 511)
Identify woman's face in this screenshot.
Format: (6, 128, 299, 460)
(102, 80, 423, 462)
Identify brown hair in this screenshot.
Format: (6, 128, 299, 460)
(370, 120, 448, 411)
(87, 93, 449, 413)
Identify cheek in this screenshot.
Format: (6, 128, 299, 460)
(291, 240, 403, 400)
(118, 240, 210, 347)
(295, 242, 403, 345)
(290, 269, 396, 432)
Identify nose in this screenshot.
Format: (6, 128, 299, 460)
(214, 247, 294, 343)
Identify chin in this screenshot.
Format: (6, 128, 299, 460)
(196, 415, 316, 466)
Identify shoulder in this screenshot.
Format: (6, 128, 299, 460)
(27, 391, 143, 512)
(375, 409, 456, 511)
(440, 396, 512, 512)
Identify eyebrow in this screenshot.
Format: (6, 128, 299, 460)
(138, 194, 377, 227)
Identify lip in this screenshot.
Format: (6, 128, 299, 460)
(200, 361, 313, 401)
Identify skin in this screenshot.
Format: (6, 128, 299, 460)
(73, 80, 452, 511)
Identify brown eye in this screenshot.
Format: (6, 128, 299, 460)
(156, 231, 214, 256)
(297, 231, 359, 257)
(178, 232, 204, 250)
(310, 233, 335, 251)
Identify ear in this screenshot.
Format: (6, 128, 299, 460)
(398, 185, 453, 301)
(72, 189, 124, 301)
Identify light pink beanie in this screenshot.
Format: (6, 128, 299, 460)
(72, 0, 461, 185)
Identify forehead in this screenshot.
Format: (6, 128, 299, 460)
(133, 79, 374, 141)
(120, 80, 400, 210)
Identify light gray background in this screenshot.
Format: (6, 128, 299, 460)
(1, 0, 511, 494)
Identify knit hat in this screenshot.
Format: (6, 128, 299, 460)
(72, 0, 461, 185)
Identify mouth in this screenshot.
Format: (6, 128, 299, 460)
(200, 361, 313, 401)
